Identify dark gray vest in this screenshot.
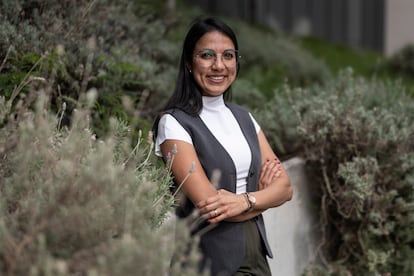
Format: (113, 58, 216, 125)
(166, 103, 273, 275)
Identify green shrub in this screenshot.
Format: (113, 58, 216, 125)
(253, 82, 302, 157)
(0, 90, 203, 275)
(387, 44, 414, 77)
(0, 0, 178, 136)
(232, 78, 266, 110)
(257, 69, 414, 275)
(299, 36, 414, 99)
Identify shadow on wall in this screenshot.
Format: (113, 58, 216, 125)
(263, 157, 320, 276)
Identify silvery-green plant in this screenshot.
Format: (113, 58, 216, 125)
(0, 89, 203, 275)
(257, 68, 414, 275)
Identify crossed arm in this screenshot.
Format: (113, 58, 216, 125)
(160, 130, 293, 224)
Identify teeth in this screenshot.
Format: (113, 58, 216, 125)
(210, 76, 224, 80)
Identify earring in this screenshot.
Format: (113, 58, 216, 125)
(188, 67, 192, 73)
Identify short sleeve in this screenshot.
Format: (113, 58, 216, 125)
(249, 113, 261, 134)
(155, 114, 193, 157)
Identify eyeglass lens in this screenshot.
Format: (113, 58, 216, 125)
(195, 49, 239, 66)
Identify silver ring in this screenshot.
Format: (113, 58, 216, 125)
(214, 209, 218, 216)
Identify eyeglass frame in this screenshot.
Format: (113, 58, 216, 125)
(193, 49, 241, 66)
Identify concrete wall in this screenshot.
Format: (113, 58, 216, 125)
(384, 0, 414, 56)
(264, 157, 319, 276)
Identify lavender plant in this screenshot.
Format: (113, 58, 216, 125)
(0, 88, 203, 275)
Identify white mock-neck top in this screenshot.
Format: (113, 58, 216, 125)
(155, 95, 260, 194)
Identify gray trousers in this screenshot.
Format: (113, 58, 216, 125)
(233, 219, 272, 276)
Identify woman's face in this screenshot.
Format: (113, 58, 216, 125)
(190, 30, 237, 97)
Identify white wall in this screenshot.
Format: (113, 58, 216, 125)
(264, 157, 320, 276)
(385, 0, 414, 56)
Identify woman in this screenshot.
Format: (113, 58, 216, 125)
(153, 17, 293, 275)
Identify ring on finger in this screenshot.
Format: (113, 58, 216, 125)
(214, 209, 219, 217)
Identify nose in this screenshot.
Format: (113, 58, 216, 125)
(211, 54, 225, 69)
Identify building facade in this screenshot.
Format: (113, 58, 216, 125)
(189, 0, 414, 56)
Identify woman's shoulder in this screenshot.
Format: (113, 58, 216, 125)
(162, 108, 200, 127)
(159, 109, 198, 133)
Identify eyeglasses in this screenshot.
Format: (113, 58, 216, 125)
(194, 49, 240, 67)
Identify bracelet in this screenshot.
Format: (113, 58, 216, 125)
(242, 192, 251, 212)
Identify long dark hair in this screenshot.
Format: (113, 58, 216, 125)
(152, 17, 240, 137)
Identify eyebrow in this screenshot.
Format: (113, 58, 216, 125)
(196, 48, 236, 52)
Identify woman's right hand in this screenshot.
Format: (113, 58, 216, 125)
(258, 158, 282, 190)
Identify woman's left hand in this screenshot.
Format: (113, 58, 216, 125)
(196, 189, 248, 224)
(259, 158, 282, 190)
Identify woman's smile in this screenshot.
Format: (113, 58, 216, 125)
(207, 75, 226, 83)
